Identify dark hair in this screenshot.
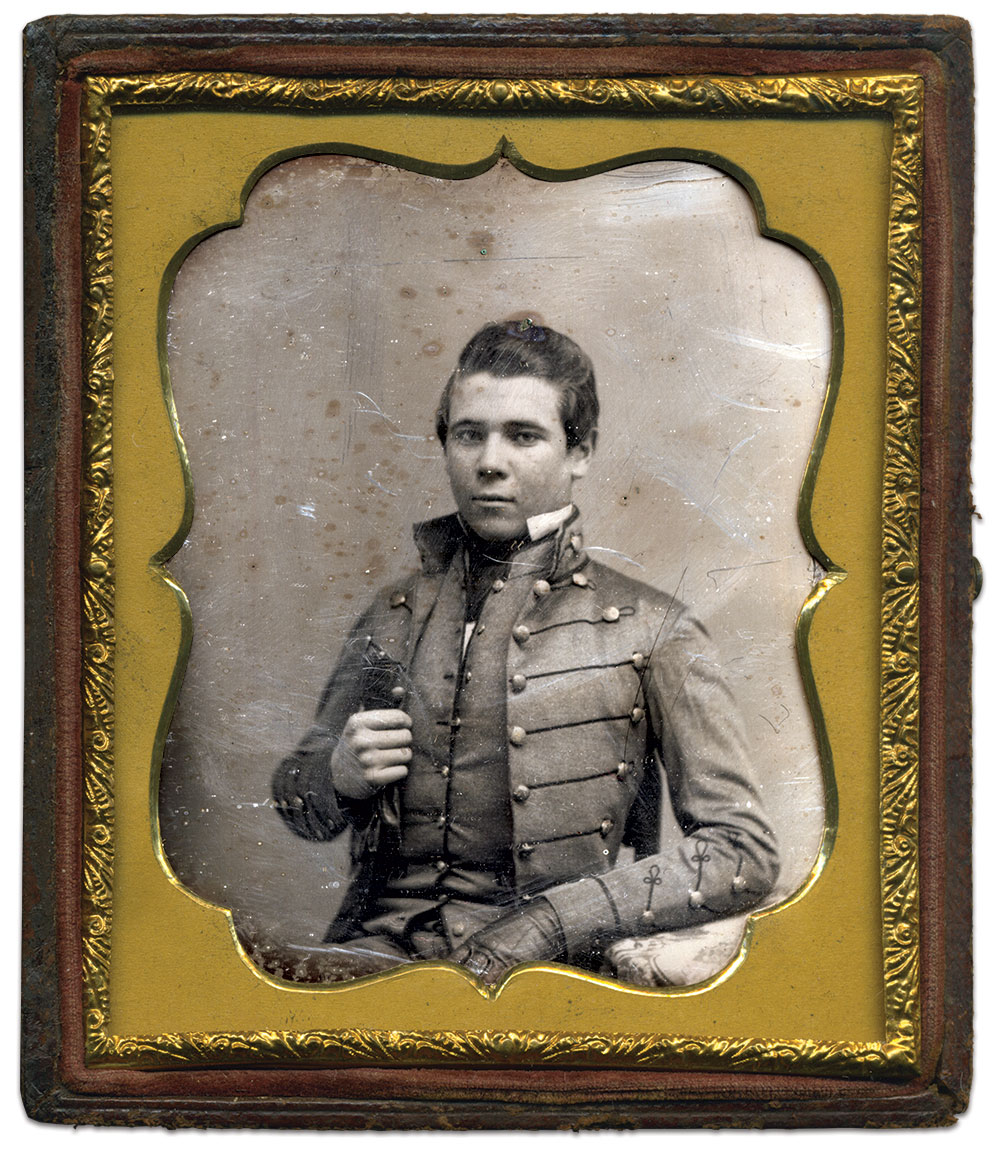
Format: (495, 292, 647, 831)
(435, 320, 599, 449)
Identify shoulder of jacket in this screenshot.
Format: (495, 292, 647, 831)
(364, 570, 423, 613)
(580, 558, 711, 643)
(333, 574, 423, 640)
(583, 558, 686, 611)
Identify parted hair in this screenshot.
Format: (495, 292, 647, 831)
(435, 320, 599, 450)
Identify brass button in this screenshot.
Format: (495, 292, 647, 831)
(465, 670, 473, 683)
(732, 875, 747, 893)
(390, 592, 407, 608)
(437, 813, 447, 828)
(630, 706, 645, 724)
(571, 572, 588, 587)
(640, 908, 656, 926)
(440, 765, 450, 778)
(689, 890, 704, 908)
(570, 534, 583, 554)
(532, 579, 551, 596)
(390, 685, 405, 701)
(435, 859, 448, 872)
(631, 652, 646, 669)
(600, 817, 614, 837)
(476, 623, 486, 635)
(513, 624, 531, 644)
(616, 761, 629, 781)
(512, 784, 530, 803)
(602, 606, 620, 623)
(509, 725, 527, 746)
(517, 842, 535, 858)
(452, 921, 466, 937)
(510, 673, 527, 693)
(451, 716, 462, 729)
(492, 578, 505, 593)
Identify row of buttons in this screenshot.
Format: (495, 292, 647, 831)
(508, 658, 645, 695)
(424, 759, 636, 804)
(508, 762, 633, 803)
(432, 806, 639, 841)
(511, 605, 625, 645)
(515, 819, 615, 859)
(688, 882, 750, 905)
(400, 583, 638, 614)
(488, 575, 589, 598)
(394, 581, 619, 613)
(638, 878, 749, 924)
(507, 709, 643, 748)
(405, 582, 624, 626)
(506, 758, 634, 805)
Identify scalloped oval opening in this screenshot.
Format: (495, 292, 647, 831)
(159, 153, 833, 991)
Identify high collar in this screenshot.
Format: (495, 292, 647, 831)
(412, 509, 587, 582)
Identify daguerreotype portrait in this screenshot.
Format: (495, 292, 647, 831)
(160, 157, 827, 988)
(23, 13, 974, 1130)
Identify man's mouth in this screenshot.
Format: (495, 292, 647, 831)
(471, 495, 515, 505)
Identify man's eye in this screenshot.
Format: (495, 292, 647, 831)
(512, 431, 542, 446)
(451, 429, 482, 444)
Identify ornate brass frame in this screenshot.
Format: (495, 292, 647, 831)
(78, 70, 921, 1074)
(23, 14, 972, 1129)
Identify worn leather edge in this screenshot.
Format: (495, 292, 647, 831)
(925, 23, 974, 1115)
(35, 11, 974, 56)
(22, 16, 67, 1125)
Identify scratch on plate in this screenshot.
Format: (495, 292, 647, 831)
(366, 469, 401, 497)
(587, 546, 646, 570)
(713, 429, 759, 486)
(710, 393, 780, 413)
(706, 327, 831, 361)
(706, 556, 790, 591)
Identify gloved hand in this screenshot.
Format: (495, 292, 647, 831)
(448, 900, 566, 984)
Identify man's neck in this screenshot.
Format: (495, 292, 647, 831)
(462, 505, 575, 560)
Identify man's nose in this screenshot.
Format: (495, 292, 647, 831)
(477, 433, 509, 477)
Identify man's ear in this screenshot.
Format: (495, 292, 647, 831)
(569, 429, 597, 481)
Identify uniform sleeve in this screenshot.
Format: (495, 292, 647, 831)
(544, 608, 780, 959)
(272, 612, 379, 842)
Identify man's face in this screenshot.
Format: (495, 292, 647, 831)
(444, 372, 594, 541)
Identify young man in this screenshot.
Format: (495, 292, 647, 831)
(273, 321, 778, 984)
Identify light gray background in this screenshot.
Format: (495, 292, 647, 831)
(160, 154, 830, 954)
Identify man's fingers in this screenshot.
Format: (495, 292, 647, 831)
(365, 765, 409, 787)
(355, 709, 412, 729)
(360, 746, 412, 769)
(341, 710, 413, 787)
(358, 727, 412, 750)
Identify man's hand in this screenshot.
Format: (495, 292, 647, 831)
(448, 900, 566, 984)
(330, 709, 413, 799)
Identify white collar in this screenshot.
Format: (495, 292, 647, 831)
(526, 504, 575, 542)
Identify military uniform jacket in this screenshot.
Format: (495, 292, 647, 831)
(274, 513, 779, 958)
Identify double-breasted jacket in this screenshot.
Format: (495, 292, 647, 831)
(273, 513, 779, 958)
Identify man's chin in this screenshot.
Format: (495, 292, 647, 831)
(461, 508, 528, 541)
